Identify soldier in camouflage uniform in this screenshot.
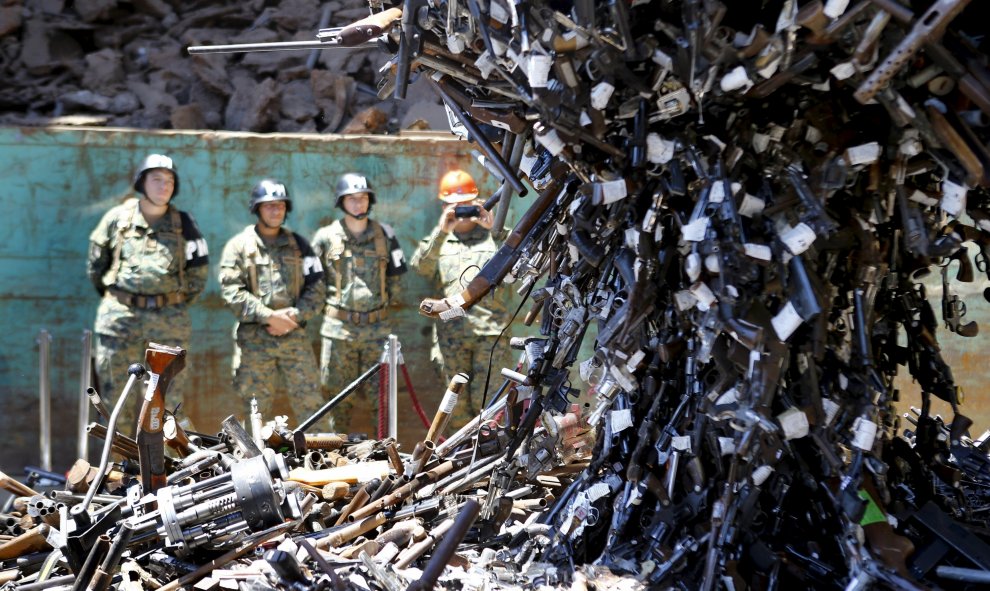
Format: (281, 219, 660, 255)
(411, 170, 515, 427)
(219, 179, 326, 422)
(311, 173, 407, 432)
(87, 154, 209, 434)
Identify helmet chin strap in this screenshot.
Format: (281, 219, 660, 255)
(257, 215, 282, 230)
(340, 204, 371, 220)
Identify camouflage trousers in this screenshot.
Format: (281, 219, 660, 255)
(432, 332, 517, 429)
(232, 324, 323, 424)
(95, 333, 191, 438)
(320, 335, 388, 434)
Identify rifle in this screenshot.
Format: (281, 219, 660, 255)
(429, 76, 529, 196)
(435, 76, 528, 134)
(419, 166, 569, 319)
(187, 7, 402, 55)
(869, 0, 990, 117)
(784, 162, 839, 236)
(854, 0, 973, 104)
(138, 343, 186, 494)
(393, 0, 427, 99)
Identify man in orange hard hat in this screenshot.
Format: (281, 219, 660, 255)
(411, 169, 515, 427)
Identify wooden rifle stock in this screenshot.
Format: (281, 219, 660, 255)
(138, 343, 186, 493)
(329, 7, 402, 47)
(927, 103, 987, 187)
(419, 168, 568, 319)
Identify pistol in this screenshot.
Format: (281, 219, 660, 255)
(940, 260, 979, 337)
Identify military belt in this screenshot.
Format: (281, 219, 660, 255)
(327, 306, 387, 325)
(109, 288, 186, 310)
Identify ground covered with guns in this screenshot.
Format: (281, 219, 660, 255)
(7, 0, 990, 589)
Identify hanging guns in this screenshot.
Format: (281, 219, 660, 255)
(187, 7, 402, 55)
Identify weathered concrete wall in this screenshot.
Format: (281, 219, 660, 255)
(0, 126, 525, 471)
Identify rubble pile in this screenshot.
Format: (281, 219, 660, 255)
(6, 0, 990, 589)
(0, 0, 424, 132)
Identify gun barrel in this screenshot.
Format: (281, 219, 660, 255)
(188, 38, 376, 55)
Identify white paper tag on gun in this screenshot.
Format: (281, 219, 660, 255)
(941, 178, 967, 217)
(144, 372, 160, 401)
(528, 53, 552, 88)
(598, 179, 628, 204)
(591, 81, 615, 110)
(681, 217, 710, 242)
(771, 300, 803, 341)
(780, 223, 816, 255)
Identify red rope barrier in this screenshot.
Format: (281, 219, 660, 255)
(400, 363, 432, 430)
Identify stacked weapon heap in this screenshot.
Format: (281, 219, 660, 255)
(7, 1, 990, 589)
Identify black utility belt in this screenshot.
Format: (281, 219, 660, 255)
(109, 288, 185, 309)
(327, 307, 387, 325)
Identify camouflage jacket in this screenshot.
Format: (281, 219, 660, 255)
(219, 225, 325, 326)
(411, 224, 510, 337)
(311, 219, 407, 339)
(87, 198, 209, 337)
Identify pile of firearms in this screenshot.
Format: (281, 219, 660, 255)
(7, 0, 990, 589)
(0, 346, 596, 591)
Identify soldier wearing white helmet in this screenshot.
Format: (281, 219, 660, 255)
(87, 154, 209, 433)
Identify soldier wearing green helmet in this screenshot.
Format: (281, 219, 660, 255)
(218, 179, 326, 423)
(311, 173, 407, 433)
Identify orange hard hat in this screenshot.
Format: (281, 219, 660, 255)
(438, 170, 479, 203)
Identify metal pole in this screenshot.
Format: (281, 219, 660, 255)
(307, 4, 334, 70)
(492, 130, 527, 237)
(405, 499, 482, 591)
(296, 363, 381, 433)
(388, 334, 399, 440)
(37, 329, 52, 472)
(77, 330, 92, 461)
(70, 364, 146, 519)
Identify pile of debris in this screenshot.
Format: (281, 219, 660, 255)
(0, 347, 601, 591)
(0, 0, 433, 133)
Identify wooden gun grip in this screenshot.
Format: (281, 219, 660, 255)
(139, 343, 186, 434)
(138, 343, 186, 492)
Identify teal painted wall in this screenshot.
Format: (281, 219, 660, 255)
(0, 126, 529, 471)
(2, 126, 987, 477)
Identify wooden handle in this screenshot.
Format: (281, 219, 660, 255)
(0, 470, 39, 498)
(140, 343, 186, 435)
(338, 7, 402, 46)
(287, 460, 391, 485)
